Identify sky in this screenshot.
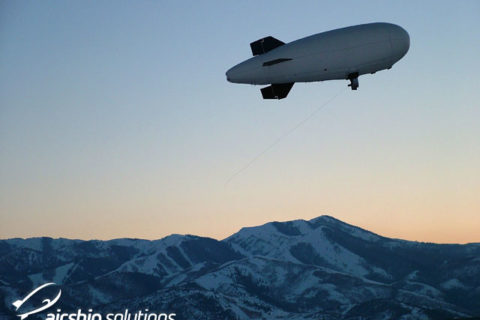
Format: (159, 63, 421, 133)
(1, 1, 479, 243)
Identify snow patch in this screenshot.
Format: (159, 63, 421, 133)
(441, 278, 466, 290)
(53, 263, 74, 284)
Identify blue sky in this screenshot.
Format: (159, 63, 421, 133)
(1, 1, 479, 242)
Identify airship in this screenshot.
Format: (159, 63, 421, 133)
(226, 22, 410, 99)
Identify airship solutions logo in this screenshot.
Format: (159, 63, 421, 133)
(12, 283, 176, 320)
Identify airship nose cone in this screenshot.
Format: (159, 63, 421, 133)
(390, 24, 410, 60)
(398, 27, 410, 55)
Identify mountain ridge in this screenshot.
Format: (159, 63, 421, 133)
(1, 215, 479, 320)
(4, 215, 477, 245)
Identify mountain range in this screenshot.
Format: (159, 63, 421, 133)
(1, 215, 479, 320)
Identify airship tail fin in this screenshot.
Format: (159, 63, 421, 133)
(250, 36, 285, 56)
(261, 83, 294, 99)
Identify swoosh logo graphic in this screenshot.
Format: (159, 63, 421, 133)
(12, 282, 62, 320)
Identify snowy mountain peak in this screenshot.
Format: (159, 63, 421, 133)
(307, 215, 383, 242)
(227, 215, 381, 246)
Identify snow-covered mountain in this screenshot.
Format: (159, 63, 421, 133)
(1, 216, 479, 320)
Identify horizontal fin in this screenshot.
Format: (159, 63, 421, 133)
(250, 36, 285, 56)
(261, 83, 294, 100)
(263, 58, 292, 67)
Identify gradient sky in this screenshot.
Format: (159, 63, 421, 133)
(1, 1, 479, 243)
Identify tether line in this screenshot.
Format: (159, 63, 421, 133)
(225, 86, 346, 186)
